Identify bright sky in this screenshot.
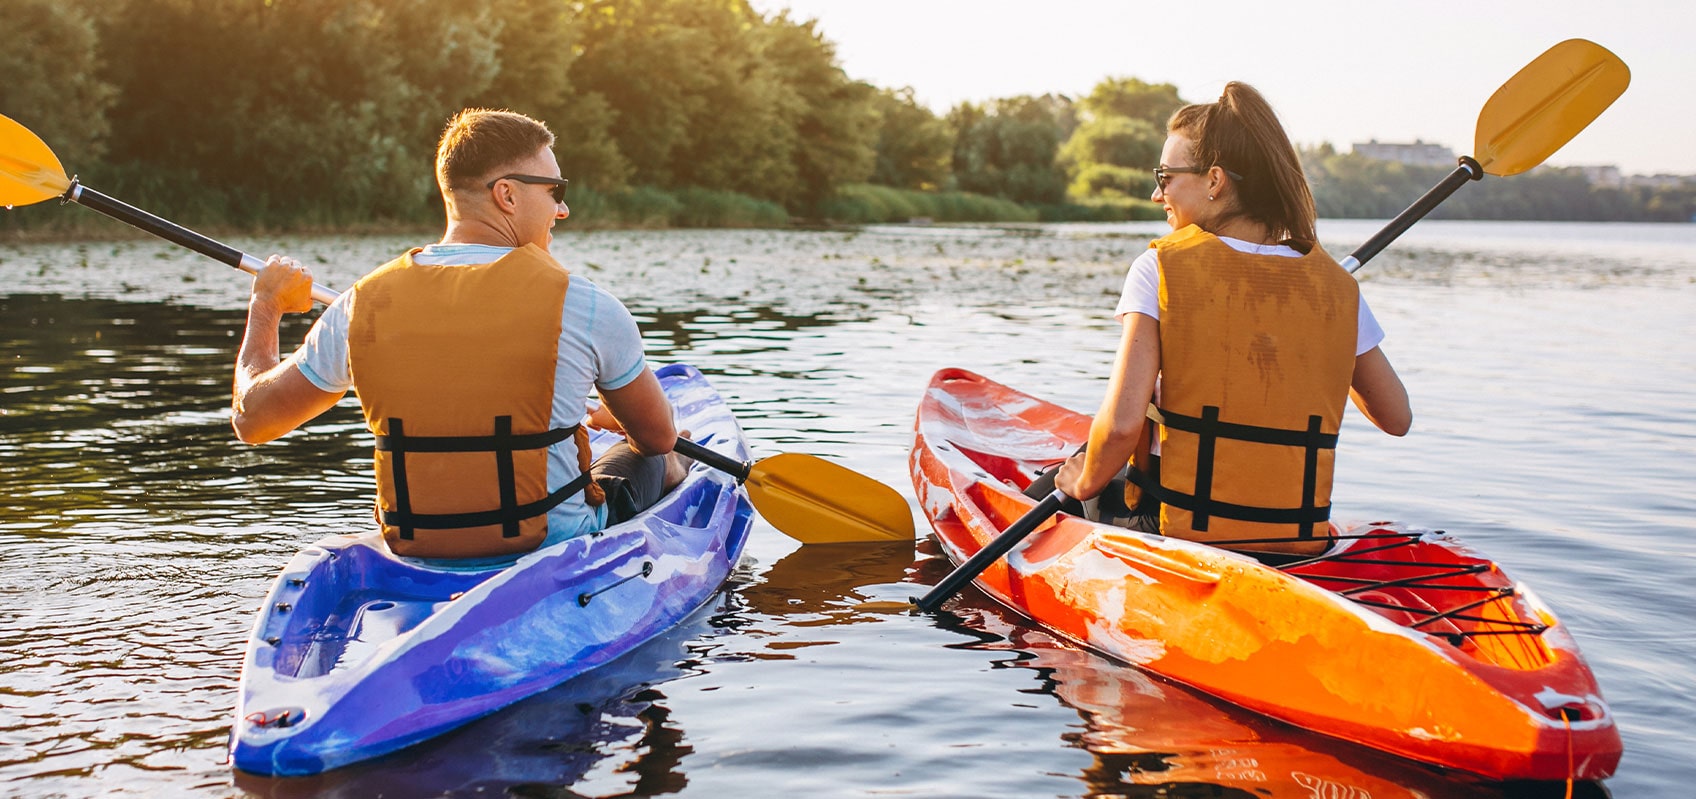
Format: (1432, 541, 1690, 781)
(748, 0, 1694, 176)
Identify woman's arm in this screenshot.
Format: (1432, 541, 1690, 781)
(1349, 345, 1412, 436)
(1057, 313, 1161, 500)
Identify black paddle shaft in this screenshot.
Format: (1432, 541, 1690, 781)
(67, 180, 251, 270)
(672, 437, 752, 482)
(63, 180, 340, 306)
(913, 489, 1068, 612)
(1343, 156, 1483, 273)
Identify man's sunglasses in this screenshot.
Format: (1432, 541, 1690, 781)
(486, 174, 569, 204)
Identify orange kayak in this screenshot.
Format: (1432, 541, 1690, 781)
(910, 368, 1621, 781)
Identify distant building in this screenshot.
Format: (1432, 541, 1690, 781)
(1624, 173, 1691, 190)
(1351, 139, 1456, 167)
(1574, 165, 1624, 188)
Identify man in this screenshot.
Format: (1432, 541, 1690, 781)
(231, 108, 685, 562)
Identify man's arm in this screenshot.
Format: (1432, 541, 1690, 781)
(597, 367, 677, 455)
(231, 256, 346, 444)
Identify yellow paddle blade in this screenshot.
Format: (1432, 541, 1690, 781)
(0, 113, 73, 207)
(746, 452, 915, 543)
(1475, 39, 1629, 177)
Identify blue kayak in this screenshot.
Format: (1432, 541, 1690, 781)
(229, 363, 755, 776)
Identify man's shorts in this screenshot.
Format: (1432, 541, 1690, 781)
(589, 441, 671, 526)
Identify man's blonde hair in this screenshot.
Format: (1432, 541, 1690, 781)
(434, 109, 555, 194)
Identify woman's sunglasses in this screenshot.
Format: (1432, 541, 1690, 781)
(1152, 165, 1245, 191)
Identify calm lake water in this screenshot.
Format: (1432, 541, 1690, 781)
(2, 219, 1692, 797)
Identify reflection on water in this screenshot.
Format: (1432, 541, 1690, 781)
(3, 221, 1693, 796)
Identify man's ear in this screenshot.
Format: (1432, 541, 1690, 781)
(486, 179, 519, 214)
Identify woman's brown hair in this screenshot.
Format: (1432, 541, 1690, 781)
(1169, 82, 1317, 248)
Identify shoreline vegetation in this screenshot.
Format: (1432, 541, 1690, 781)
(0, 183, 1163, 243)
(4, 0, 1691, 242)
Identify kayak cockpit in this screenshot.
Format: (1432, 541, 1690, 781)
(934, 413, 1566, 676)
(295, 594, 456, 679)
(256, 539, 497, 680)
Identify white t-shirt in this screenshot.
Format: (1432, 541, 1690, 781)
(1113, 237, 1385, 457)
(294, 243, 648, 541)
(1114, 237, 1385, 355)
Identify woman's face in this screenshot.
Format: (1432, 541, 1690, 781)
(1152, 133, 1209, 231)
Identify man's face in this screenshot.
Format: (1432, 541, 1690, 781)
(496, 146, 569, 249)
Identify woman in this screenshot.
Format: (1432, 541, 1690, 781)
(1043, 82, 1411, 556)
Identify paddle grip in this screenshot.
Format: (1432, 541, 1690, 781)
(1341, 156, 1483, 274)
(672, 437, 751, 482)
(68, 182, 340, 306)
(913, 489, 1067, 612)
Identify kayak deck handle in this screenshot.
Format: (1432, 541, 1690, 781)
(577, 560, 655, 607)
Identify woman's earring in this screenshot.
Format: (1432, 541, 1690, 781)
(1208, 194, 1216, 201)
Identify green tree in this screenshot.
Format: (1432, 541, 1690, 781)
(1058, 115, 1163, 200)
(757, 13, 876, 210)
(95, 0, 506, 224)
(1057, 77, 1181, 202)
(0, 0, 118, 167)
(950, 94, 1073, 205)
(1079, 77, 1183, 129)
(569, 0, 774, 193)
(1642, 183, 1695, 222)
(867, 87, 952, 191)
(568, 1, 873, 212)
(1302, 146, 1683, 222)
(669, 1, 804, 202)
(470, 0, 629, 191)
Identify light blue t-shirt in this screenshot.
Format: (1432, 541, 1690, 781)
(294, 243, 647, 545)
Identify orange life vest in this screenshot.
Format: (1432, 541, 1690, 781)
(1129, 225, 1359, 556)
(345, 244, 600, 559)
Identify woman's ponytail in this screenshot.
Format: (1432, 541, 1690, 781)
(1171, 82, 1317, 248)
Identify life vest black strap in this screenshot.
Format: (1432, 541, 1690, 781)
(1142, 404, 1335, 536)
(495, 416, 519, 539)
(374, 424, 576, 453)
(380, 416, 583, 540)
(1126, 466, 1332, 527)
(1147, 405, 1339, 449)
(379, 469, 595, 531)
